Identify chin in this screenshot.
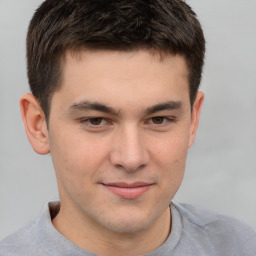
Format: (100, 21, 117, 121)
(98, 210, 160, 234)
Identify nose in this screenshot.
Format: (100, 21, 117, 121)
(109, 124, 150, 172)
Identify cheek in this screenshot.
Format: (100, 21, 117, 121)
(151, 129, 190, 166)
(150, 131, 189, 193)
(50, 130, 113, 189)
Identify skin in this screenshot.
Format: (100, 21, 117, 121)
(20, 49, 204, 256)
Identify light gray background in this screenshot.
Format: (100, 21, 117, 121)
(0, 0, 255, 240)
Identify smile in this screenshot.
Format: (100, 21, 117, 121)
(101, 182, 153, 199)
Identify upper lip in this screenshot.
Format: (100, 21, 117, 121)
(102, 182, 153, 188)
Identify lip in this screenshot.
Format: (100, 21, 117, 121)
(101, 182, 153, 199)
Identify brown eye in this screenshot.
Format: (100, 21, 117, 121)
(89, 118, 103, 125)
(151, 117, 164, 124)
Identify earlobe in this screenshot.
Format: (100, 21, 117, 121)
(20, 93, 50, 155)
(188, 91, 204, 148)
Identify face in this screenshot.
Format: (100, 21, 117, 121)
(46, 49, 202, 234)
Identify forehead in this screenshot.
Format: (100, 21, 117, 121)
(54, 49, 190, 112)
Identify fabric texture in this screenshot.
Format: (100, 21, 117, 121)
(0, 201, 255, 256)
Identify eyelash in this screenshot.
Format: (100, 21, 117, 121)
(79, 116, 176, 127)
(146, 116, 176, 125)
(79, 117, 110, 127)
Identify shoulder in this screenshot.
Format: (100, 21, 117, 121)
(172, 202, 256, 254)
(0, 219, 46, 256)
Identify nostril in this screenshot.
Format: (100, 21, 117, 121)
(109, 127, 150, 172)
(114, 162, 147, 173)
(115, 164, 124, 169)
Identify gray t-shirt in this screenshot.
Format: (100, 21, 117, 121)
(0, 201, 255, 255)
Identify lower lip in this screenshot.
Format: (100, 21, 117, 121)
(103, 185, 152, 199)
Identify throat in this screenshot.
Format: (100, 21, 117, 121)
(52, 204, 171, 256)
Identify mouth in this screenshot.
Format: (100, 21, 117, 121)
(101, 182, 153, 199)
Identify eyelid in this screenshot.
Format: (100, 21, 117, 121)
(146, 116, 176, 124)
(77, 115, 176, 130)
(79, 117, 111, 127)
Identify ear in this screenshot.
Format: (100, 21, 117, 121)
(20, 93, 50, 154)
(188, 91, 204, 148)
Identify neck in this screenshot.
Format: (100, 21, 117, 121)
(52, 204, 171, 256)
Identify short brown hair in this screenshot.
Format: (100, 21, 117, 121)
(27, 0, 205, 121)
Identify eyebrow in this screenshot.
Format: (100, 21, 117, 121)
(68, 100, 182, 116)
(69, 101, 119, 115)
(144, 101, 182, 115)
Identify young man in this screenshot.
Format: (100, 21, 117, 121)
(0, 0, 255, 255)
